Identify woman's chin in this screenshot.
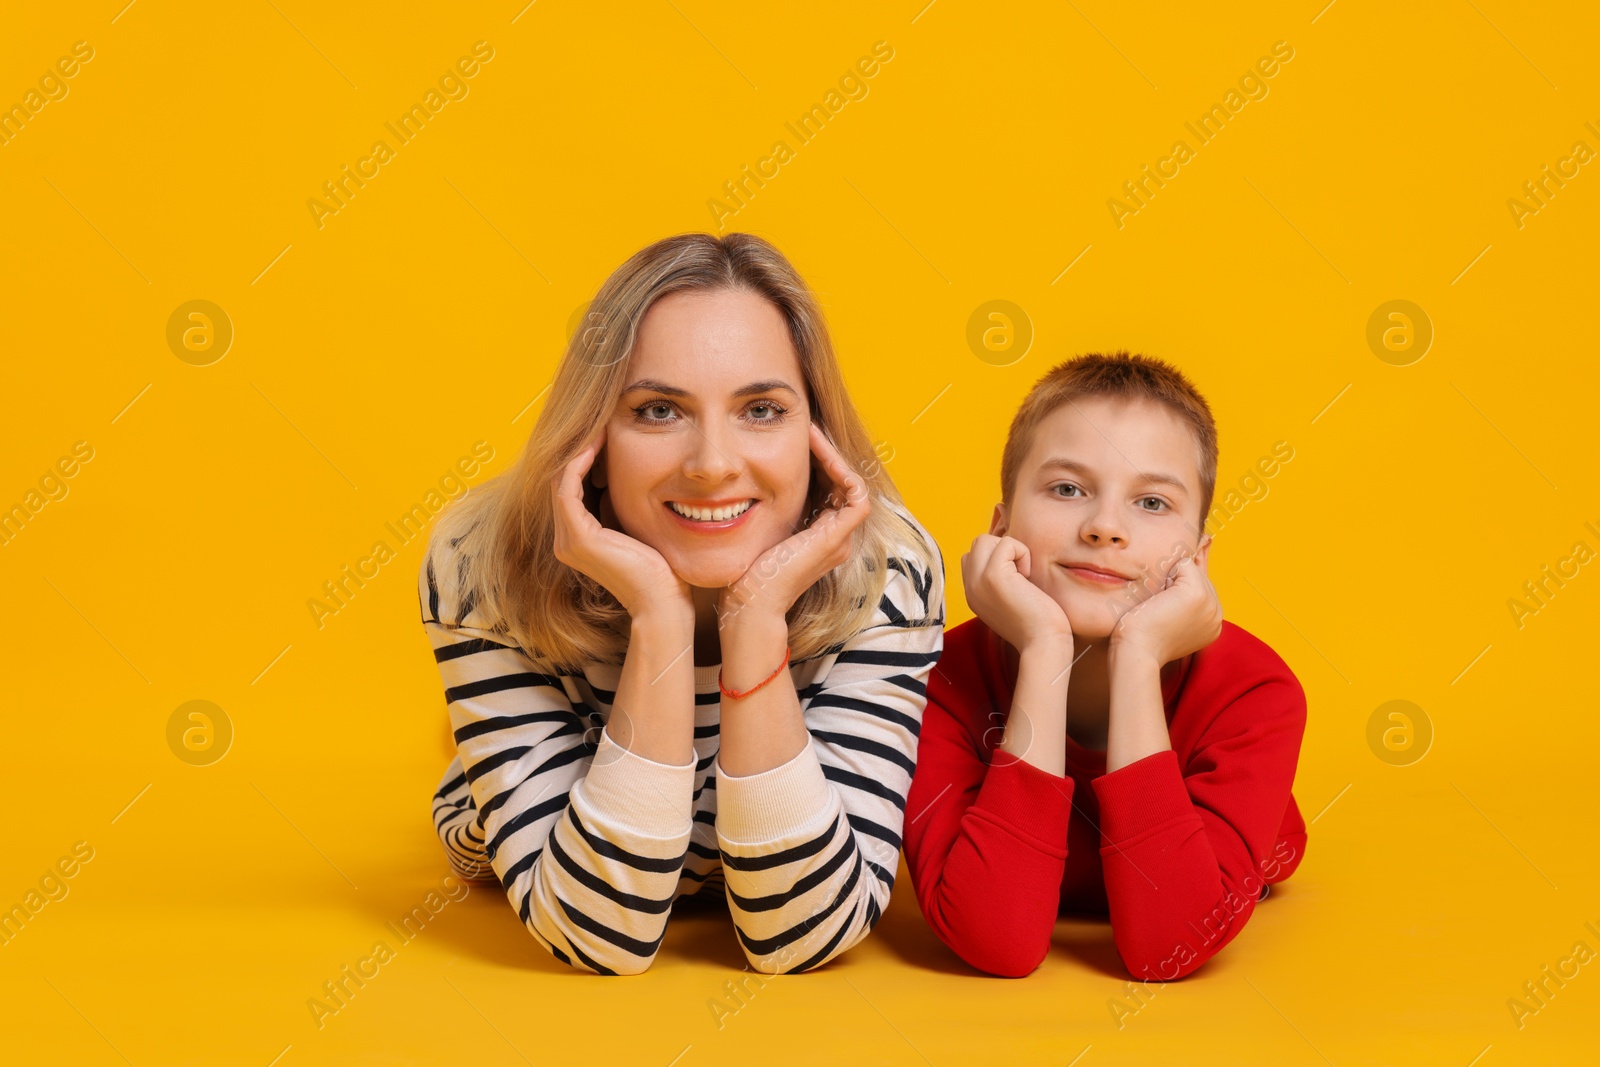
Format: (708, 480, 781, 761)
(666, 555, 750, 591)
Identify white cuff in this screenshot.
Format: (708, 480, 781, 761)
(714, 741, 835, 846)
(574, 726, 696, 840)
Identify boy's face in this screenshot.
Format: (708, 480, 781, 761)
(992, 396, 1208, 641)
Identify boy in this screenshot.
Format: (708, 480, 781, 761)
(904, 351, 1307, 980)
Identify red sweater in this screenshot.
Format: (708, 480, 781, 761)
(904, 616, 1308, 980)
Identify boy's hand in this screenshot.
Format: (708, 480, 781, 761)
(962, 534, 1073, 653)
(1111, 536, 1221, 665)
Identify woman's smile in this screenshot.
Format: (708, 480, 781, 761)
(665, 497, 759, 530)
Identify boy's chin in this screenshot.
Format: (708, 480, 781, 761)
(1059, 602, 1119, 641)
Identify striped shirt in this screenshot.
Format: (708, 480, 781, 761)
(422, 505, 946, 975)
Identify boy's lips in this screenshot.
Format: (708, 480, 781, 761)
(1059, 561, 1133, 584)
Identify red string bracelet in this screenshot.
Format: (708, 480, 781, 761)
(719, 646, 791, 700)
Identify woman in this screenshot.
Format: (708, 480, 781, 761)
(421, 232, 945, 975)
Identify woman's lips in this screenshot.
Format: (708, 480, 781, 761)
(664, 499, 757, 532)
(1059, 563, 1130, 586)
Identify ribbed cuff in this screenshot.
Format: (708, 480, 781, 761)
(574, 726, 697, 840)
(970, 756, 1074, 856)
(714, 741, 833, 846)
(1090, 748, 1197, 847)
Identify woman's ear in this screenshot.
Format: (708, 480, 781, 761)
(590, 445, 607, 489)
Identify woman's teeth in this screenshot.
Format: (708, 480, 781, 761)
(669, 499, 753, 522)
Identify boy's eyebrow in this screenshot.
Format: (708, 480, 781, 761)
(1039, 456, 1190, 495)
(620, 378, 801, 400)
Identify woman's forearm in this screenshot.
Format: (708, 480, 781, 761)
(715, 609, 808, 776)
(605, 608, 698, 766)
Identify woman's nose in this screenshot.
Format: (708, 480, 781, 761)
(681, 418, 739, 482)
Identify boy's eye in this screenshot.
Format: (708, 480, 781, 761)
(1138, 497, 1169, 511)
(1052, 483, 1082, 498)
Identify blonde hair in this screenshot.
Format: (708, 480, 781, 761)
(999, 351, 1219, 533)
(426, 232, 937, 670)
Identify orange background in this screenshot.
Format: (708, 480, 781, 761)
(3, 1, 1598, 1063)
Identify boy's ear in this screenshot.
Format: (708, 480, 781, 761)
(989, 503, 1008, 537)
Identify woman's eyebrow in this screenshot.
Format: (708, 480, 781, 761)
(620, 378, 801, 399)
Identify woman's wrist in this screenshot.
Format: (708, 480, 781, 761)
(631, 599, 695, 640)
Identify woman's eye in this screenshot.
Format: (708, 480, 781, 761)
(633, 401, 678, 423)
(747, 402, 787, 423)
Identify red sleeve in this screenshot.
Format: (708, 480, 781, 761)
(1090, 674, 1306, 980)
(903, 682, 1074, 978)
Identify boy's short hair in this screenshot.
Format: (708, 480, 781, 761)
(999, 351, 1218, 531)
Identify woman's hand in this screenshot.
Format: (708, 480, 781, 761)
(718, 422, 872, 628)
(551, 424, 693, 626)
(1110, 536, 1220, 665)
(962, 534, 1074, 654)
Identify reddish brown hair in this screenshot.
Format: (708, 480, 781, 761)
(999, 351, 1218, 532)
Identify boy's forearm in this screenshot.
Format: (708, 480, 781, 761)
(998, 636, 1073, 777)
(1105, 645, 1173, 773)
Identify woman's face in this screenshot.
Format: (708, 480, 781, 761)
(600, 287, 813, 589)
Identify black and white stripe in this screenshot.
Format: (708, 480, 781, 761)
(424, 506, 945, 975)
